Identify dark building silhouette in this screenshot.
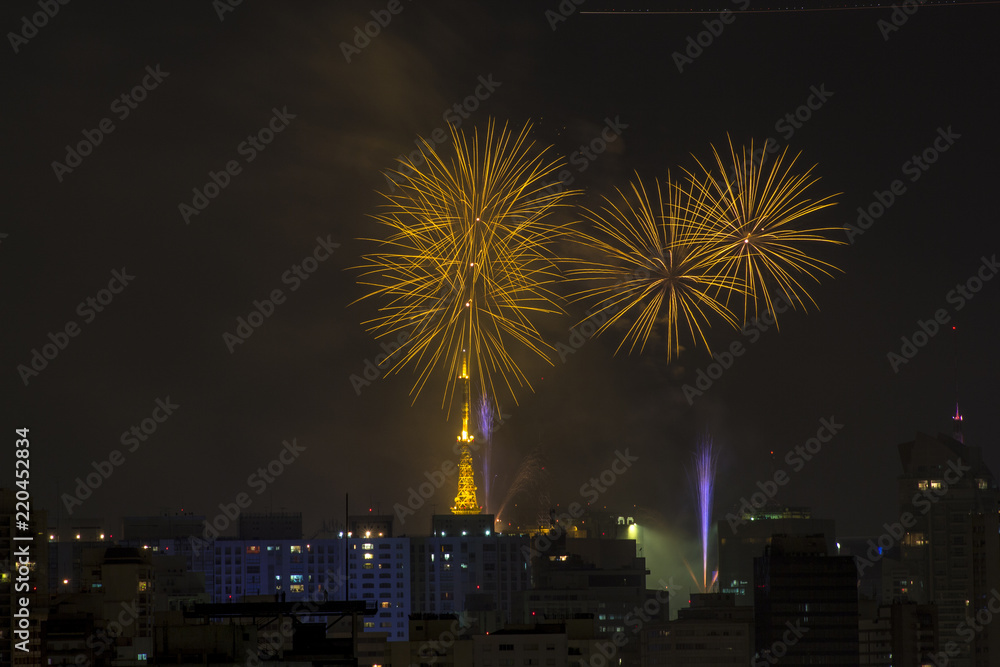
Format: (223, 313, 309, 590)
(894, 421, 1000, 667)
(754, 533, 859, 664)
(642, 592, 753, 665)
(717, 506, 835, 606)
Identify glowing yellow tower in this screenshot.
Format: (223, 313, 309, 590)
(451, 351, 480, 515)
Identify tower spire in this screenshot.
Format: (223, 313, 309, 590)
(452, 350, 480, 514)
(952, 403, 964, 444)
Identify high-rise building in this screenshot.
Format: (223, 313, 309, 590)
(717, 506, 835, 605)
(515, 534, 664, 667)
(642, 592, 753, 665)
(894, 420, 1000, 667)
(411, 518, 531, 632)
(754, 534, 859, 665)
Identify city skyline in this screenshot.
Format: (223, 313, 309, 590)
(4, 0, 999, 584)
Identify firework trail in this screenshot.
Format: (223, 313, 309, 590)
(476, 394, 497, 514)
(494, 450, 546, 526)
(354, 120, 580, 412)
(691, 437, 719, 592)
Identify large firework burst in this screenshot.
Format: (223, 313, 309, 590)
(569, 175, 745, 359)
(684, 137, 842, 323)
(354, 120, 578, 409)
(572, 139, 841, 357)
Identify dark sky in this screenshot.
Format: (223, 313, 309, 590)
(4, 0, 999, 570)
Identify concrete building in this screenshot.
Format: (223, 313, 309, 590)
(515, 534, 665, 667)
(642, 592, 753, 665)
(754, 534, 859, 665)
(895, 424, 1000, 667)
(717, 505, 836, 605)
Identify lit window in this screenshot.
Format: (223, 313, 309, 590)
(364, 553, 373, 560)
(247, 546, 260, 554)
(918, 481, 929, 490)
(930, 481, 943, 490)
(290, 545, 302, 553)
(290, 575, 303, 584)
(362, 543, 374, 550)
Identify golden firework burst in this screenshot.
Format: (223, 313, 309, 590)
(354, 120, 579, 409)
(570, 174, 744, 359)
(684, 137, 842, 323)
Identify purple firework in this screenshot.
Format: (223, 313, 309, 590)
(477, 395, 495, 514)
(693, 437, 719, 592)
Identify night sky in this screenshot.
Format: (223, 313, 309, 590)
(4, 1, 999, 581)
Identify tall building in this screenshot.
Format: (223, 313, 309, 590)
(515, 534, 664, 667)
(642, 592, 753, 665)
(894, 421, 1000, 667)
(346, 534, 410, 640)
(754, 534, 859, 665)
(411, 517, 531, 632)
(717, 506, 835, 605)
(858, 599, 938, 667)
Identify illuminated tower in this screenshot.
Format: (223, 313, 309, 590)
(952, 403, 964, 443)
(451, 352, 480, 514)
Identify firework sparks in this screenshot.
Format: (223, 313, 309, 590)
(571, 140, 840, 356)
(684, 136, 842, 324)
(494, 450, 546, 527)
(354, 120, 579, 410)
(569, 175, 744, 359)
(691, 436, 719, 592)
